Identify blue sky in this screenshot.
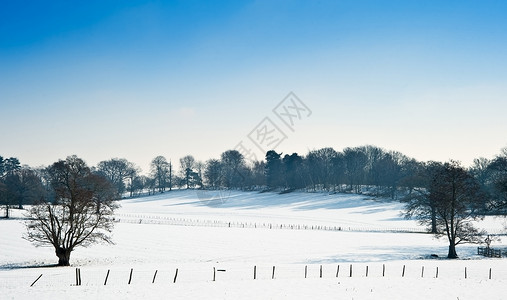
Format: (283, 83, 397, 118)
(1, 0, 507, 171)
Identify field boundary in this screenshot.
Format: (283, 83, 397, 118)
(114, 213, 427, 234)
(3, 262, 505, 288)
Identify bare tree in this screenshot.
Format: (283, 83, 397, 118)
(204, 159, 222, 189)
(403, 161, 443, 234)
(306, 148, 337, 191)
(24, 156, 118, 266)
(343, 147, 368, 193)
(150, 156, 170, 193)
(195, 161, 204, 189)
(407, 161, 485, 258)
(179, 155, 196, 189)
(96, 158, 139, 198)
(220, 150, 248, 189)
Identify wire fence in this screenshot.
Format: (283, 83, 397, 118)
(114, 213, 428, 234)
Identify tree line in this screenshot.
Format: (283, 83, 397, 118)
(1, 145, 506, 262)
(1, 145, 506, 212)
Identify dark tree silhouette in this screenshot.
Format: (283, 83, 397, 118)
(265, 150, 283, 189)
(283, 153, 305, 190)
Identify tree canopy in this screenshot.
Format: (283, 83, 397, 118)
(25, 156, 118, 266)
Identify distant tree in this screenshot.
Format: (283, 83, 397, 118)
(265, 150, 283, 189)
(0, 157, 21, 178)
(24, 156, 118, 266)
(305, 148, 337, 191)
(403, 161, 442, 234)
(126, 165, 142, 197)
(220, 150, 246, 189)
(360, 145, 386, 188)
(486, 152, 507, 212)
(175, 175, 186, 189)
(469, 157, 493, 211)
(145, 175, 157, 195)
(0, 180, 8, 217)
(398, 159, 423, 194)
(470, 157, 492, 188)
(179, 155, 197, 189)
(128, 175, 146, 197)
(330, 153, 346, 191)
(0, 156, 23, 218)
(194, 161, 204, 189)
(343, 147, 368, 193)
(250, 160, 266, 188)
(4, 168, 44, 208)
(407, 161, 485, 258)
(378, 151, 408, 199)
(96, 158, 139, 198)
(283, 153, 305, 190)
(150, 156, 171, 193)
(204, 159, 222, 189)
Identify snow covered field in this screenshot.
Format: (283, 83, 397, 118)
(1, 190, 507, 299)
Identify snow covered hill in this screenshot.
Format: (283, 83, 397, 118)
(1, 190, 506, 299)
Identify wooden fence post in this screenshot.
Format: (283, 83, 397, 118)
(382, 264, 385, 277)
(272, 266, 276, 279)
(75, 268, 79, 286)
(254, 266, 257, 280)
(320, 265, 323, 278)
(336, 265, 340, 278)
(128, 268, 133, 284)
(173, 268, 179, 283)
(104, 270, 110, 286)
(305, 265, 307, 279)
(349, 264, 353, 277)
(366, 266, 369, 277)
(75, 268, 81, 286)
(402, 265, 405, 277)
(213, 267, 216, 281)
(30, 274, 43, 287)
(435, 267, 438, 279)
(421, 266, 424, 278)
(489, 268, 492, 279)
(152, 270, 158, 283)
(464, 267, 467, 279)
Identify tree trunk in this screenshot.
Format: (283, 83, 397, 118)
(447, 243, 458, 259)
(56, 247, 72, 266)
(431, 206, 437, 234)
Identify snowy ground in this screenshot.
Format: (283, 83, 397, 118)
(1, 190, 507, 299)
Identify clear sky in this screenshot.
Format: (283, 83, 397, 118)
(1, 0, 506, 172)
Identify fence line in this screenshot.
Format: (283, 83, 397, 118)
(114, 213, 427, 234)
(10, 263, 505, 288)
